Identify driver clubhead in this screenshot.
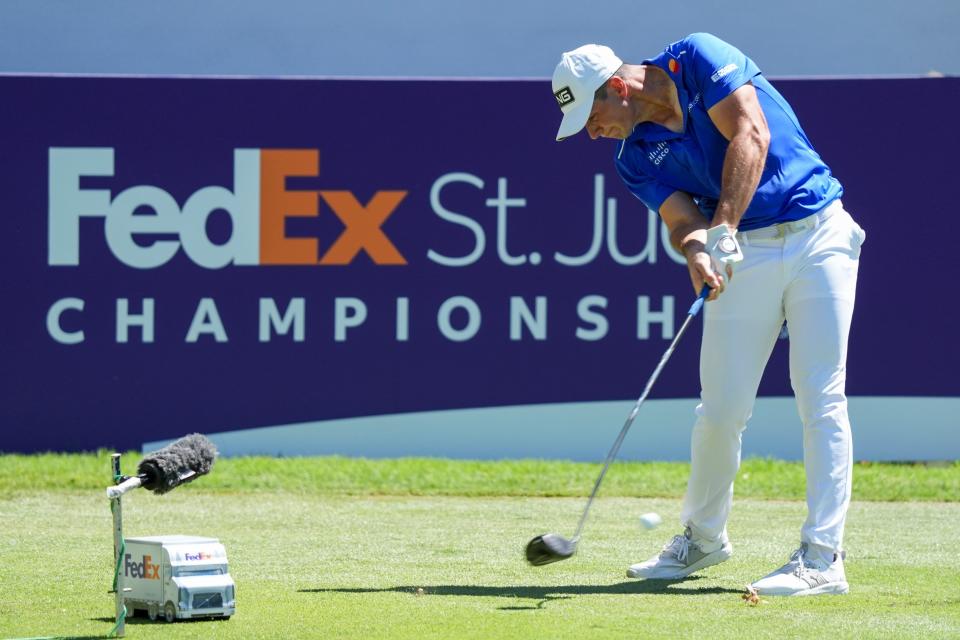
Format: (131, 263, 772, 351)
(526, 533, 577, 566)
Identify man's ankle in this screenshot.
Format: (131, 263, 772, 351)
(686, 523, 727, 552)
(806, 542, 839, 564)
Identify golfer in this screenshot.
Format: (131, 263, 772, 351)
(551, 33, 865, 596)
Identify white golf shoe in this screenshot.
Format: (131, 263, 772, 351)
(627, 526, 733, 579)
(750, 543, 849, 596)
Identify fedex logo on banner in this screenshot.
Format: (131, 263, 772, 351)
(48, 148, 408, 269)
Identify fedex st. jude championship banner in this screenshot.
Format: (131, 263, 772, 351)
(1, 75, 957, 459)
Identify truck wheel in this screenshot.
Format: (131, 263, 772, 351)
(148, 603, 159, 621)
(164, 602, 176, 623)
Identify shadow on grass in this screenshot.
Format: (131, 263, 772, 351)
(300, 578, 742, 610)
(13, 637, 114, 640)
(89, 615, 221, 626)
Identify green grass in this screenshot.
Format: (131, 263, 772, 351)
(0, 455, 958, 639)
(1, 453, 957, 500)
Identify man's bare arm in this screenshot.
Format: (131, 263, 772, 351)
(707, 82, 770, 230)
(659, 191, 724, 299)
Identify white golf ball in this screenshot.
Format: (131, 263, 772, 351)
(639, 512, 662, 530)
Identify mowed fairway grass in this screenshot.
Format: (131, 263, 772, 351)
(0, 455, 958, 639)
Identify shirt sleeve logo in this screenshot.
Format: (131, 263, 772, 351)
(554, 87, 574, 107)
(668, 59, 679, 74)
(710, 63, 738, 82)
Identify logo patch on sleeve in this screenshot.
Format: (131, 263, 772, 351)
(710, 63, 738, 82)
(554, 87, 574, 107)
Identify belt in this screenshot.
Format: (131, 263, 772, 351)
(738, 200, 842, 244)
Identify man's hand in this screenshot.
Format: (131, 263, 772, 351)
(685, 247, 724, 301)
(705, 224, 743, 281)
(658, 191, 738, 301)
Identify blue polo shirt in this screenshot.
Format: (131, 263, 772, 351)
(614, 33, 842, 231)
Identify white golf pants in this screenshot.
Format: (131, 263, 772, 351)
(680, 199, 865, 553)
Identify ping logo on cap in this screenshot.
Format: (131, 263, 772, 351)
(554, 87, 574, 107)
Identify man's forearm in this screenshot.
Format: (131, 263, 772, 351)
(713, 129, 768, 229)
(670, 222, 708, 258)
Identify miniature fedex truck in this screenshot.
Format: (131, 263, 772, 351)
(122, 535, 235, 622)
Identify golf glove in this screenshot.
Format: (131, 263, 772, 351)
(705, 224, 743, 279)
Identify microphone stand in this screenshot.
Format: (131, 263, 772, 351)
(109, 453, 126, 638)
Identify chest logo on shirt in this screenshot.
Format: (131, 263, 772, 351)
(647, 141, 671, 166)
(668, 59, 679, 74)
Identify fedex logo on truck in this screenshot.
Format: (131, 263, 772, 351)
(124, 553, 160, 579)
(184, 551, 213, 561)
(48, 148, 408, 269)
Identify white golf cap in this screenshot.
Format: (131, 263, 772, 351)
(552, 44, 623, 141)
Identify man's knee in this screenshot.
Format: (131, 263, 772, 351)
(792, 371, 848, 426)
(694, 401, 751, 438)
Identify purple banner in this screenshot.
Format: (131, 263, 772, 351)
(1, 75, 957, 453)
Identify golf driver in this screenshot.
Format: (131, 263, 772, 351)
(526, 286, 710, 566)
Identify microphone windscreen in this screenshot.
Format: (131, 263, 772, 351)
(137, 433, 218, 494)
